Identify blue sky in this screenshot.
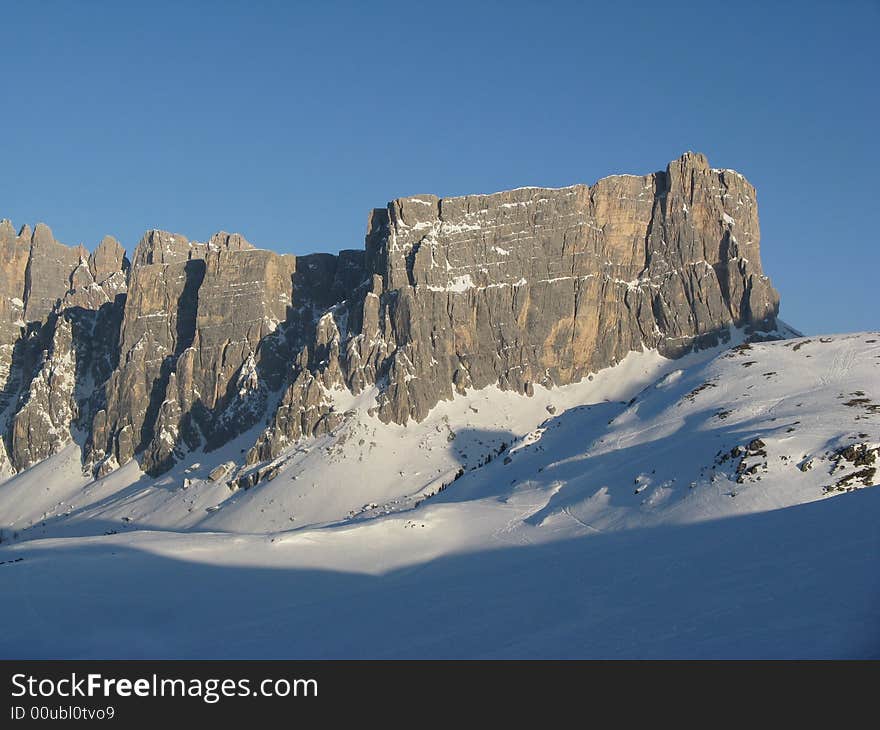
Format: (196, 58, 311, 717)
(1, 0, 877, 333)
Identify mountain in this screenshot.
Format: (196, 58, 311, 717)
(1, 153, 877, 658)
(0, 152, 780, 482)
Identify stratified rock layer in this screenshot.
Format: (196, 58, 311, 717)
(1, 153, 782, 479)
(249, 152, 780, 462)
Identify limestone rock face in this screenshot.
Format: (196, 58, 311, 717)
(1, 153, 783, 480)
(9, 314, 78, 468)
(0, 222, 128, 473)
(23, 223, 89, 322)
(0, 221, 32, 397)
(248, 153, 780, 463)
(86, 231, 310, 475)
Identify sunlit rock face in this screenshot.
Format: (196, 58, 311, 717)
(0, 152, 781, 477)
(249, 152, 780, 464)
(0, 222, 128, 473)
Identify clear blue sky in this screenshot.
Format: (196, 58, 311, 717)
(1, 0, 877, 334)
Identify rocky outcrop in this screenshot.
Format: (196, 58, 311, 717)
(9, 313, 78, 467)
(1, 152, 783, 479)
(248, 152, 780, 463)
(85, 231, 362, 476)
(0, 221, 32, 400)
(0, 223, 128, 473)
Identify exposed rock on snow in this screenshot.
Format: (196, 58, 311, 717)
(2, 153, 780, 483)
(251, 152, 781, 464)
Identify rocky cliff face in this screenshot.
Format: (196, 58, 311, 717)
(248, 152, 780, 464)
(0, 221, 128, 474)
(0, 153, 781, 481)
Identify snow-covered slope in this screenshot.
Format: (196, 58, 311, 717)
(0, 344, 704, 541)
(1, 332, 878, 658)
